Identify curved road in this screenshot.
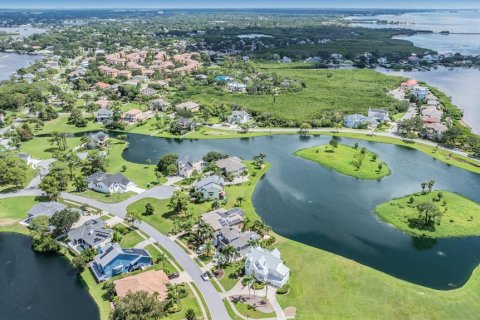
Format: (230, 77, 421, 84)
(1, 185, 231, 320)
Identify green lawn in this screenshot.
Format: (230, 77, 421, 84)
(34, 115, 104, 135)
(74, 189, 136, 204)
(144, 244, 177, 274)
(20, 136, 83, 159)
(276, 235, 480, 319)
(223, 299, 244, 320)
(295, 143, 390, 180)
(183, 127, 271, 140)
(216, 262, 244, 291)
(0, 196, 40, 227)
(375, 191, 480, 238)
(192, 66, 404, 122)
(108, 140, 167, 188)
(126, 162, 270, 234)
(119, 230, 144, 248)
(167, 287, 204, 320)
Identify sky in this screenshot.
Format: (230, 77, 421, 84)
(1, 0, 480, 9)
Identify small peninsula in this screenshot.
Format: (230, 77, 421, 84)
(294, 143, 391, 180)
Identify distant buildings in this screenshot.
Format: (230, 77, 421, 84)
(227, 82, 247, 93)
(176, 101, 200, 113)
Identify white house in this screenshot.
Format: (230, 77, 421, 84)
(149, 98, 171, 111)
(86, 172, 134, 194)
(227, 82, 247, 93)
(344, 114, 368, 129)
(367, 108, 389, 123)
(194, 175, 225, 200)
(227, 111, 250, 124)
(245, 246, 290, 288)
(177, 159, 206, 178)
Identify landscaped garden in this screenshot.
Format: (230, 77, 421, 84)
(375, 190, 480, 238)
(294, 142, 391, 179)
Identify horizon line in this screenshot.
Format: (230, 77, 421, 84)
(1, 7, 480, 10)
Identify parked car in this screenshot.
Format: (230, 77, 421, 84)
(201, 272, 210, 281)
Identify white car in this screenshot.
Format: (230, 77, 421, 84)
(201, 272, 210, 281)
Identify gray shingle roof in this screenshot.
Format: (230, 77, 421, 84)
(68, 218, 113, 247)
(87, 172, 131, 188)
(28, 202, 66, 218)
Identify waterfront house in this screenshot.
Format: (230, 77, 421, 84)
(68, 218, 113, 250)
(245, 246, 290, 287)
(423, 123, 448, 141)
(367, 108, 389, 123)
(26, 202, 67, 223)
(89, 243, 152, 282)
(176, 101, 200, 113)
(86, 131, 109, 149)
(194, 175, 225, 200)
(114, 270, 169, 301)
(344, 114, 369, 129)
(215, 157, 246, 178)
(227, 111, 250, 124)
(177, 159, 206, 178)
(171, 117, 196, 135)
(200, 208, 245, 231)
(86, 172, 134, 194)
(413, 86, 429, 100)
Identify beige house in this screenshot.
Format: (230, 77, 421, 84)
(176, 101, 200, 113)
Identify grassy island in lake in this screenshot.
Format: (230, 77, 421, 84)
(375, 191, 480, 238)
(294, 143, 391, 180)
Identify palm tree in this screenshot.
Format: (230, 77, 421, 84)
(156, 252, 167, 270)
(421, 181, 427, 193)
(166, 284, 181, 310)
(243, 275, 254, 297)
(252, 220, 271, 237)
(220, 245, 237, 264)
(427, 179, 435, 193)
(248, 238, 261, 248)
(263, 280, 270, 298)
(203, 240, 215, 258)
(242, 217, 251, 232)
(196, 224, 214, 244)
(236, 196, 245, 206)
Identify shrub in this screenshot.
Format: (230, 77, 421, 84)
(277, 284, 291, 295)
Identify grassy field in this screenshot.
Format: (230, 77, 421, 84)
(20, 136, 84, 159)
(34, 115, 104, 135)
(74, 189, 136, 203)
(375, 190, 480, 238)
(276, 235, 480, 320)
(295, 143, 391, 180)
(144, 244, 177, 274)
(126, 162, 270, 234)
(192, 65, 404, 122)
(119, 229, 145, 248)
(217, 262, 244, 291)
(0, 196, 39, 227)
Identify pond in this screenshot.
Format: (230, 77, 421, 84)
(122, 134, 480, 290)
(0, 233, 99, 320)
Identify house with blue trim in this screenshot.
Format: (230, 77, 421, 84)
(89, 243, 152, 282)
(215, 75, 233, 83)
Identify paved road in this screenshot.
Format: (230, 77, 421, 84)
(61, 187, 231, 320)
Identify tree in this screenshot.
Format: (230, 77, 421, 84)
(62, 152, 81, 180)
(421, 182, 427, 193)
(82, 150, 108, 175)
(185, 308, 196, 320)
(68, 108, 86, 127)
(74, 176, 88, 192)
(155, 171, 163, 183)
(125, 211, 141, 226)
(16, 123, 34, 141)
(211, 200, 221, 210)
(49, 131, 68, 151)
(157, 154, 178, 174)
(111, 291, 165, 320)
(49, 208, 80, 236)
(203, 151, 228, 163)
(329, 138, 338, 151)
(29, 216, 60, 252)
(195, 224, 214, 244)
(427, 179, 435, 193)
(121, 165, 127, 172)
(417, 202, 442, 228)
(166, 163, 177, 176)
(39, 176, 60, 200)
(145, 202, 155, 215)
(252, 153, 266, 168)
(203, 239, 215, 258)
(220, 244, 237, 264)
(252, 220, 271, 236)
(240, 123, 250, 134)
(236, 196, 245, 206)
(72, 248, 96, 272)
(299, 122, 312, 136)
(168, 191, 190, 216)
